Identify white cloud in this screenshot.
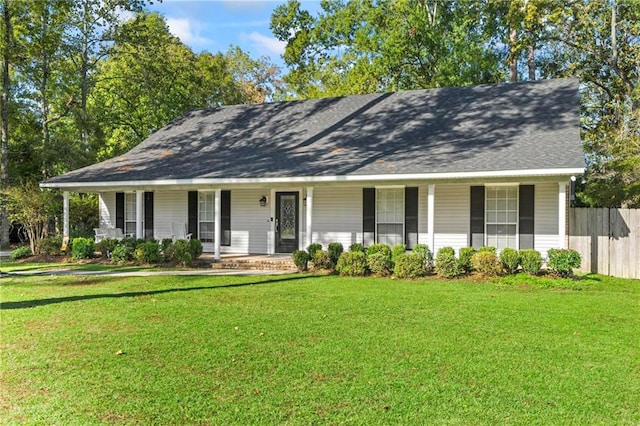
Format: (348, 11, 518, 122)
(241, 31, 287, 57)
(166, 17, 213, 48)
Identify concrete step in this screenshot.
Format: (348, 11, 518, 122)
(211, 257, 297, 271)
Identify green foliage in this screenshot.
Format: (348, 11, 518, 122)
(327, 242, 344, 266)
(412, 244, 434, 271)
(168, 239, 193, 266)
(458, 247, 477, 274)
(500, 248, 521, 275)
(10, 246, 32, 260)
(69, 194, 99, 238)
(391, 244, 406, 263)
(119, 236, 139, 252)
(71, 237, 95, 260)
(367, 252, 393, 276)
(35, 235, 64, 256)
(110, 245, 130, 264)
(161, 238, 174, 254)
(435, 247, 462, 278)
(95, 238, 119, 258)
(349, 243, 365, 253)
(307, 243, 323, 258)
(472, 251, 502, 276)
(335, 251, 368, 276)
(292, 250, 310, 272)
(188, 239, 203, 260)
(311, 250, 332, 270)
(519, 249, 543, 276)
(134, 241, 162, 265)
(547, 249, 582, 277)
(366, 243, 391, 259)
(393, 252, 427, 279)
(478, 246, 497, 254)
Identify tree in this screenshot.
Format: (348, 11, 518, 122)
(0, 0, 12, 247)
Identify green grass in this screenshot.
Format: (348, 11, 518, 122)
(1, 272, 639, 425)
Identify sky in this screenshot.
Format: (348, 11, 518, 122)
(146, 0, 323, 69)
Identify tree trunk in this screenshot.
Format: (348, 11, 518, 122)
(0, 0, 10, 248)
(509, 27, 518, 82)
(527, 42, 535, 80)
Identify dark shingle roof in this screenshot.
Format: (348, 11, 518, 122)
(44, 78, 583, 185)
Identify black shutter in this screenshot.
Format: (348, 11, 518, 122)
(188, 191, 198, 238)
(405, 187, 418, 249)
(144, 192, 154, 240)
(519, 185, 535, 249)
(470, 186, 485, 248)
(363, 188, 376, 246)
(221, 190, 231, 246)
(115, 192, 124, 230)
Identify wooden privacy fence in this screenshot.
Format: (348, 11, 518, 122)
(569, 208, 640, 279)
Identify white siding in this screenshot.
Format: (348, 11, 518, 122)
(227, 189, 271, 254)
(311, 187, 362, 249)
(534, 182, 559, 257)
(154, 191, 188, 241)
(99, 192, 115, 228)
(433, 184, 469, 254)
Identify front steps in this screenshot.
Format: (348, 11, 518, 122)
(210, 255, 297, 271)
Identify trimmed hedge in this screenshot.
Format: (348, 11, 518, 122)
(335, 251, 368, 276)
(520, 249, 543, 275)
(394, 252, 427, 279)
(435, 247, 462, 278)
(547, 249, 581, 277)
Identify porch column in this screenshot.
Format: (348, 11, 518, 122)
(427, 184, 435, 251)
(558, 182, 567, 249)
(305, 187, 313, 249)
(214, 188, 222, 261)
(136, 190, 144, 239)
(62, 191, 70, 250)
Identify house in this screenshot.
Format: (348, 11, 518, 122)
(41, 78, 584, 260)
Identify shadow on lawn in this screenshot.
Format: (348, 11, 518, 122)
(0, 275, 316, 310)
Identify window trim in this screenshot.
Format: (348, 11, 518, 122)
(198, 191, 215, 243)
(484, 185, 519, 250)
(124, 192, 142, 237)
(375, 187, 405, 246)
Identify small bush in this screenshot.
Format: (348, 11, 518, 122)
(349, 243, 365, 253)
(472, 251, 502, 276)
(188, 238, 203, 260)
(367, 252, 393, 276)
(391, 244, 406, 263)
(292, 250, 310, 272)
(71, 237, 95, 260)
(547, 249, 582, 277)
(311, 250, 333, 270)
(412, 244, 433, 271)
(327, 242, 344, 266)
(519, 249, 543, 275)
(435, 247, 462, 278)
(96, 238, 119, 258)
(110, 245, 130, 263)
(10, 246, 32, 260)
(500, 248, 521, 275)
(366, 243, 392, 259)
(307, 243, 323, 258)
(161, 238, 174, 261)
(170, 239, 193, 266)
(335, 251, 368, 276)
(134, 241, 162, 264)
(394, 252, 427, 279)
(477, 246, 497, 254)
(458, 247, 477, 274)
(119, 236, 138, 252)
(35, 235, 63, 256)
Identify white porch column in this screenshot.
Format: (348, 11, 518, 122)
(62, 191, 70, 250)
(135, 190, 144, 239)
(558, 182, 567, 249)
(214, 188, 222, 261)
(427, 184, 435, 251)
(305, 187, 313, 249)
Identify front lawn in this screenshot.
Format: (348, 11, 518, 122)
(1, 272, 638, 424)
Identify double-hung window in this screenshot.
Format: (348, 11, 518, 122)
(485, 186, 518, 249)
(124, 193, 140, 236)
(198, 192, 214, 243)
(376, 187, 404, 246)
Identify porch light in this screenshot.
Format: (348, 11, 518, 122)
(259, 195, 267, 207)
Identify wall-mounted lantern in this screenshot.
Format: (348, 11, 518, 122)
(259, 195, 267, 207)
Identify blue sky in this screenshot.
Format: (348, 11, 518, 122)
(146, 0, 322, 69)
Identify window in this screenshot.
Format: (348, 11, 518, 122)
(376, 187, 404, 246)
(124, 193, 142, 236)
(486, 186, 518, 249)
(199, 192, 214, 243)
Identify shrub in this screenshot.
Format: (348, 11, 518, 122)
(458, 247, 477, 274)
(169, 239, 193, 266)
(335, 251, 368, 276)
(367, 252, 393, 276)
(394, 252, 427, 279)
(307, 243, 323, 258)
(292, 250, 310, 272)
(71, 237, 95, 260)
(478, 246, 497, 254)
(96, 238, 119, 258)
(311, 250, 333, 270)
(10, 246, 32, 260)
(547, 249, 582, 277)
(519, 249, 543, 275)
(391, 244, 406, 263)
(110, 244, 130, 263)
(349, 243, 365, 253)
(119, 236, 138, 252)
(500, 248, 521, 275)
(472, 250, 502, 276)
(161, 238, 174, 261)
(327, 242, 344, 266)
(134, 241, 162, 265)
(366, 243, 392, 260)
(188, 238, 203, 260)
(412, 244, 433, 271)
(435, 247, 462, 278)
(35, 235, 63, 256)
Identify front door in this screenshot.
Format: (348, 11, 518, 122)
(275, 192, 299, 253)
